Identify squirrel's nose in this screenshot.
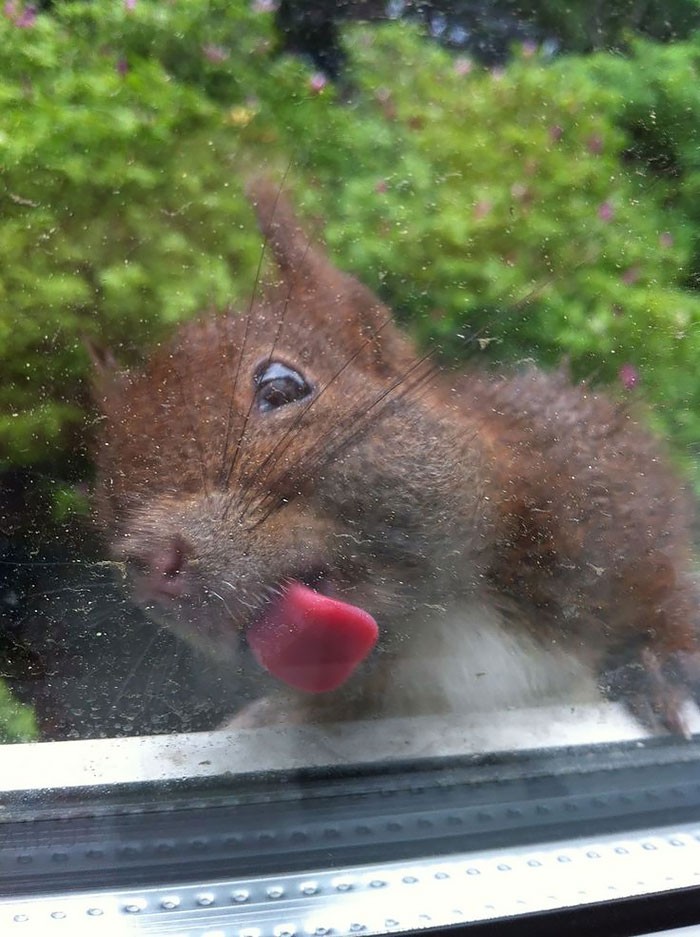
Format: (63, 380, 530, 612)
(128, 535, 192, 602)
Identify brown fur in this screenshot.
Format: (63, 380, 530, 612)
(91, 180, 699, 735)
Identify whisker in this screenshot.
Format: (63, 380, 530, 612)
(208, 586, 238, 620)
(20, 582, 115, 601)
(220, 237, 312, 513)
(246, 349, 438, 530)
(300, 356, 442, 486)
(221, 578, 266, 612)
(171, 358, 211, 500)
(0, 559, 103, 568)
(108, 626, 165, 713)
(236, 313, 398, 522)
(218, 163, 294, 487)
(141, 636, 181, 714)
(221, 185, 319, 519)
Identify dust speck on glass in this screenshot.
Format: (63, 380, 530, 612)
(3, 0, 700, 768)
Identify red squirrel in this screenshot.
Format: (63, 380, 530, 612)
(90, 180, 699, 736)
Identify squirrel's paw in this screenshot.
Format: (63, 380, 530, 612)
(599, 646, 691, 739)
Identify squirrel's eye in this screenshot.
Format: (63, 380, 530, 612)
(254, 361, 313, 413)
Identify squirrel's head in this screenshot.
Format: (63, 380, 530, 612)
(89, 180, 473, 694)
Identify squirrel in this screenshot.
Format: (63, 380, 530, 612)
(90, 179, 699, 737)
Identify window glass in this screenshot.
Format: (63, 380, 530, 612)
(2, 0, 700, 776)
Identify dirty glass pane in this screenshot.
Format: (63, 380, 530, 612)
(2, 0, 700, 768)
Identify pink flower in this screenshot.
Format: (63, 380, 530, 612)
(521, 40, 537, 58)
(124, 0, 136, 10)
(549, 125, 563, 143)
(619, 364, 639, 390)
(454, 56, 472, 76)
(659, 231, 674, 249)
(474, 199, 492, 220)
(202, 44, 229, 63)
(116, 58, 129, 76)
(598, 201, 614, 222)
(587, 134, 603, 155)
(621, 266, 640, 286)
(309, 72, 327, 94)
(3, 2, 17, 18)
(375, 179, 389, 194)
(14, 3, 36, 26)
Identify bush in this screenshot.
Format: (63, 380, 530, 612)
(0, 676, 37, 742)
(528, 0, 700, 52)
(309, 29, 700, 475)
(2, 0, 263, 468)
(2, 0, 700, 482)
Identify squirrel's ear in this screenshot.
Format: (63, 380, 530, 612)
(246, 177, 415, 376)
(84, 337, 126, 400)
(246, 176, 326, 287)
(85, 337, 118, 375)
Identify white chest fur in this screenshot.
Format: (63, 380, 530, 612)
(386, 601, 601, 717)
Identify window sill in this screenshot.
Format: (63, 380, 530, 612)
(2, 699, 699, 792)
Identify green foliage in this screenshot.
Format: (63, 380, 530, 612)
(0, 679, 37, 742)
(308, 28, 700, 472)
(2, 0, 700, 483)
(525, 0, 700, 52)
(1, 0, 308, 466)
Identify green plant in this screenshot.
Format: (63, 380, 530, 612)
(0, 678, 37, 742)
(2, 1, 700, 478)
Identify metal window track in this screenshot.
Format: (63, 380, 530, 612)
(2, 705, 700, 935)
(2, 822, 700, 935)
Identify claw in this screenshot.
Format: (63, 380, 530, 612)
(599, 646, 692, 738)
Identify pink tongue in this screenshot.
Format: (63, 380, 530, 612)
(247, 582, 379, 694)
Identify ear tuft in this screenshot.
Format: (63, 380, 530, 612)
(84, 337, 119, 375)
(246, 176, 320, 282)
(245, 176, 416, 377)
(84, 336, 125, 401)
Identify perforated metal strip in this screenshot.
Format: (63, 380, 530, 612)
(3, 822, 700, 936)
